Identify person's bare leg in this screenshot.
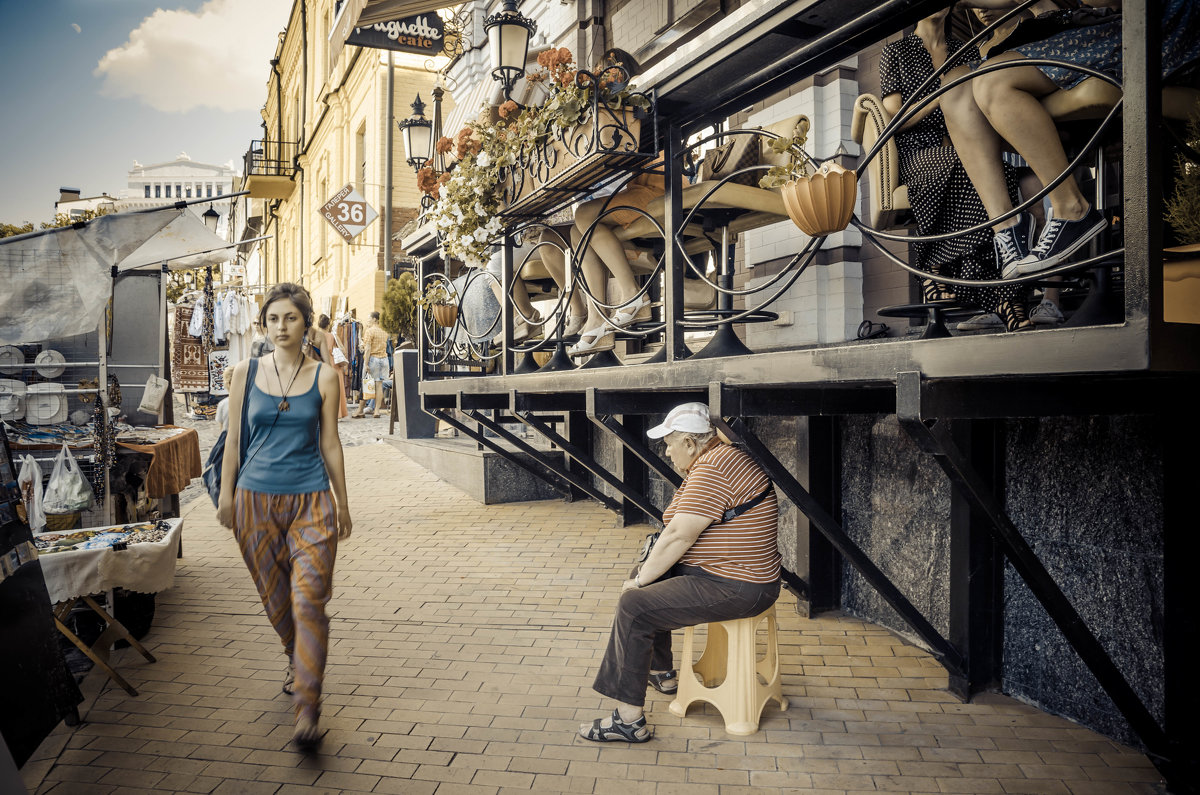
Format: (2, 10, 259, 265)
(942, 68, 1019, 229)
(574, 200, 641, 305)
(972, 54, 1090, 221)
(534, 240, 587, 320)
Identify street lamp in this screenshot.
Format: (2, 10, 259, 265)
(397, 95, 433, 173)
(201, 204, 220, 233)
(484, 0, 536, 102)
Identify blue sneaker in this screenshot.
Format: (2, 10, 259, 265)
(996, 212, 1036, 280)
(1016, 206, 1107, 275)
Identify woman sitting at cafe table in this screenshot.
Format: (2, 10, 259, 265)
(580, 402, 781, 742)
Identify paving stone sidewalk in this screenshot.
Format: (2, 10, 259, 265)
(20, 442, 1163, 794)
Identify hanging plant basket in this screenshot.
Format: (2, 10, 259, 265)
(431, 304, 458, 328)
(780, 162, 858, 237)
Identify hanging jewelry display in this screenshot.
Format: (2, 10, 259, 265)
(91, 399, 114, 502)
(107, 374, 122, 409)
(202, 267, 216, 353)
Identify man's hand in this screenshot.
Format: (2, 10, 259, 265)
(337, 505, 353, 540)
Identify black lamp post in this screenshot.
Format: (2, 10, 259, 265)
(201, 204, 220, 233)
(397, 94, 434, 172)
(484, 0, 536, 102)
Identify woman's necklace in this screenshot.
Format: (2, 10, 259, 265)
(271, 350, 306, 412)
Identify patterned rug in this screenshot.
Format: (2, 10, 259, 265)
(172, 306, 208, 393)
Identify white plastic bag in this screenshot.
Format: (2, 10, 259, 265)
(332, 345, 348, 365)
(17, 454, 47, 532)
(362, 374, 376, 395)
(42, 443, 94, 514)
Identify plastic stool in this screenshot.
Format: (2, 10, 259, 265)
(669, 604, 788, 735)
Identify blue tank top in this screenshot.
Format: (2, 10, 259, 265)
(237, 363, 330, 495)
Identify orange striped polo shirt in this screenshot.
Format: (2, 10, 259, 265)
(663, 442, 781, 584)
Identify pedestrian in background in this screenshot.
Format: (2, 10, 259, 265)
(216, 282, 353, 750)
(352, 310, 389, 419)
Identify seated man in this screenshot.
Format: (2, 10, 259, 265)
(580, 402, 781, 742)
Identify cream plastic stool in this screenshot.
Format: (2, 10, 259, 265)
(669, 604, 787, 735)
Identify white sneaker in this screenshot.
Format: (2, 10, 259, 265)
(956, 313, 1004, 331)
(1029, 299, 1064, 325)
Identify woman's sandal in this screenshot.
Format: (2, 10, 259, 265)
(921, 278, 956, 303)
(282, 661, 295, 696)
(610, 294, 651, 328)
(998, 300, 1032, 332)
(292, 713, 323, 752)
(647, 670, 678, 694)
(579, 708, 652, 743)
(567, 324, 615, 356)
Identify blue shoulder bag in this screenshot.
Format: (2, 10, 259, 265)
(202, 358, 257, 508)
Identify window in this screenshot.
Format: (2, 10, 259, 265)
(144, 185, 151, 198)
(207, 184, 213, 198)
(217, 185, 223, 196)
(155, 184, 162, 198)
(356, 125, 367, 194)
(186, 186, 193, 198)
(176, 184, 182, 198)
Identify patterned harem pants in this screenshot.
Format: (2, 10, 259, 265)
(234, 488, 338, 718)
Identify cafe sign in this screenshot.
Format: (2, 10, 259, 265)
(345, 14, 444, 55)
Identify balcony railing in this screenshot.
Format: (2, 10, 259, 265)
(243, 139, 298, 199)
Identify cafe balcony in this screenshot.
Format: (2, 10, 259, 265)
(387, 0, 1199, 788)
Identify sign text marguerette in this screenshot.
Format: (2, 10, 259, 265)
(345, 14, 445, 55)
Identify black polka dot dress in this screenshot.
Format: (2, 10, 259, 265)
(880, 35, 1024, 315)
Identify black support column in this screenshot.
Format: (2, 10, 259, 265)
(798, 416, 842, 615)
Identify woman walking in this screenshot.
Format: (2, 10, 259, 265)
(216, 283, 352, 750)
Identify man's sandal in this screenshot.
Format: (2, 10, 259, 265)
(282, 661, 295, 696)
(579, 708, 652, 743)
(647, 670, 678, 694)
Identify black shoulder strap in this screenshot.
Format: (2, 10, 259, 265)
(719, 482, 773, 524)
(238, 358, 257, 464)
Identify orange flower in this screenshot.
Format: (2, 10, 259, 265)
(417, 166, 440, 196)
(556, 47, 573, 67)
(498, 100, 519, 119)
(537, 49, 553, 69)
(435, 136, 453, 154)
(559, 69, 577, 87)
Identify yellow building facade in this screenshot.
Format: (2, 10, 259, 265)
(244, 0, 451, 321)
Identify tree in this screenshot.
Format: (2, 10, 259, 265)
(381, 271, 419, 345)
(1166, 109, 1200, 245)
(1, 208, 112, 239)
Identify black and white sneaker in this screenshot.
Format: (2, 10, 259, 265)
(1016, 206, 1107, 275)
(996, 212, 1036, 280)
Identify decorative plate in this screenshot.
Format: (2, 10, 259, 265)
(35, 349, 66, 378)
(26, 383, 67, 425)
(0, 346, 24, 375)
(0, 378, 25, 421)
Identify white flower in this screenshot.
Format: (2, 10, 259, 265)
(476, 151, 491, 168)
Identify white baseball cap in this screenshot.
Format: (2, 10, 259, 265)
(647, 402, 712, 439)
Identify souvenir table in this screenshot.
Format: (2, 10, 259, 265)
(114, 426, 202, 498)
(33, 518, 182, 696)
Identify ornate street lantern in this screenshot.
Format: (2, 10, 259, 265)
(484, 0, 536, 100)
(397, 95, 434, 172)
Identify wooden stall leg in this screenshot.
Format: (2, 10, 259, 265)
(81, 595, 157, 663)
(52, 616, 139, 697)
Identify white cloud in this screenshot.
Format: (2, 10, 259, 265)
(94, 0, 289, 113)
(71, 23, 82, 34)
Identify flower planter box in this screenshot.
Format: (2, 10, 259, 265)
(501, 107, 653, 221)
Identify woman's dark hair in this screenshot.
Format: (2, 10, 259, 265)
(318, 314, 331, 330)
(260, 282, 314, 329)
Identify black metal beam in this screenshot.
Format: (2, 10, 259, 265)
(619, 414, 650, 527)
(511, 390, 588, 413)
(515, 409, 663, 523)
(589, 388, 708, 416)
(947, 419, 1004, 699)
(586, 389, 682, 488)
(715, 384, 896, 417)
(895, 371, 1173, 775)
(709, 407, 966, 678)
(800, 415, 842, 614)
(427, 408, 575, 502)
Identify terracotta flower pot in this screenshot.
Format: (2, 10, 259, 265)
(431, 303, 458, 328)
(780, 162, 858, 237)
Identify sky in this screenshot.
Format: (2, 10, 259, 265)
(0, 0, 291, 226)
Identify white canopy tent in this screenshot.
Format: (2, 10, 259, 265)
(0, 206, 237, 346)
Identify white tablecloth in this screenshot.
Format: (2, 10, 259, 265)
(36, 518, 183, 604)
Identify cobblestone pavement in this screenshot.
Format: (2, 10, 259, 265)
(21, 442, 1163, 794)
